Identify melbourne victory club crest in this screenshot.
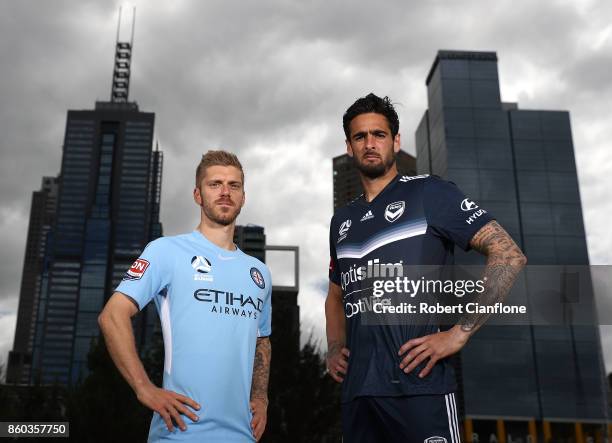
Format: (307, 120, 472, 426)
(250, 267, 266, 289)
(192, 255, 214, 281)
(123, 258, 149, 281)
(384, 201, 405, 223)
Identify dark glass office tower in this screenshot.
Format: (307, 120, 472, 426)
(333, 150, 416, 210)
(8, 24, 164, 386)
(416, 50, 608, 439)
(234, 224, 266, 263)
(7, 177, 58, 384)
(234, 224, 300, 354)
(24, 102, 162, 386)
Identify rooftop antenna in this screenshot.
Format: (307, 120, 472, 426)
(110, 6, 136, 103)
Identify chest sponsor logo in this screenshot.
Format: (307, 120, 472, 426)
(337, 219, 352, 243)
(250, 267, 266, 289)
(194, 288, 263, 320)
(424, 437, 447, 443)
(123, 258, 149, 281)
(340, 258, 404, 292)
(384, 201, 405, 223)
(461, 198, 478, 211)
(191, 255, 213, 281)
(360, 210, 374, 222)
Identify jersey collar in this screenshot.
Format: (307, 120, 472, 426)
(357, 174, 401, 207)
(192, 230, 243, 257)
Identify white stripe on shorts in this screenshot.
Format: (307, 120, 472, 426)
(445, 394, 456, 443)
(451, 393, 461, 443)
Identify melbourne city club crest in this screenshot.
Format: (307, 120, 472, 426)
(384, 201, 405, 223)
(250, 267, 266, 289)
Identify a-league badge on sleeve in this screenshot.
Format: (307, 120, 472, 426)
(124, 258, 150, 281)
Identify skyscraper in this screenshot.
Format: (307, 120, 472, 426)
(233, 224, 300, 354)
(7, 177, 58, 384)
(333, 150, 416, 211)
(233, 224, 266, 263)
(416, 50, 608, 441)
(7, 14, 163, 386)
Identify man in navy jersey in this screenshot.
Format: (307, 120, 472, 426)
(325, 93, 527, 443)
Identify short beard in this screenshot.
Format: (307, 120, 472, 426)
(201, 200, 241, 226)
(353, 153, 396, 179)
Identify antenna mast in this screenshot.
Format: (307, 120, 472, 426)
(110, 7, 136, 103)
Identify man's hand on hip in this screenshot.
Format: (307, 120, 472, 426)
(135, 383, 201, 432)
(326, 343, 350, 383)
(398, 326, 470, 378)
(250, 398, 267, 441)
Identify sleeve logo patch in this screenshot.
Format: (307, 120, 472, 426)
(460, 198, 479, 211)
(250, 267, 266, 289)
(124, 258, 150, 281)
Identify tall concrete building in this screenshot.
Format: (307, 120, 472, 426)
(416, 50, 609, 441)
(333, 150, 416, 210)
(7, 19, 163, 385)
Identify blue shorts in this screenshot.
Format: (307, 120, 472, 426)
(342, 394, 461, 443)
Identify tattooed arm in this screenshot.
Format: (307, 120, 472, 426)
(398, 220, 527, 377)
(250, 336, 271, 441)
(325, 281, 350, 383)
(251, 336, 271, 403)
(459, 220, 527, 333)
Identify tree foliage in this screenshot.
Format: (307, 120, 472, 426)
(1, 330, 342, 441)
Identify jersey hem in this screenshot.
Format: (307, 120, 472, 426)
(341, 385, 458, 403)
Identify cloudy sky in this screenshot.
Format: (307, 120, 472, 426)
(1, 0, 611, 376)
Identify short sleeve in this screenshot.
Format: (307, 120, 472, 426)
(328, 217, 341, 285)
(257, 267, 272, 337)
(423, 177, 494, 251)
(115, 238, 172, 310)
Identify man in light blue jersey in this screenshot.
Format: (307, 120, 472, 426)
(99, 150, 272, 442)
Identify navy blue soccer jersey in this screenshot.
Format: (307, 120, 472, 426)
(329, 174, 494, 402)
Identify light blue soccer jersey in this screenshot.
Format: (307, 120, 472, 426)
(116, 231, 272, 442)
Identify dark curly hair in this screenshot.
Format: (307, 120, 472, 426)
(342, 93, 399, 140)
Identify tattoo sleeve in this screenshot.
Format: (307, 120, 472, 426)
(459, 221, 527, 333)
(327, 340, 344, 359)
(251, 337, 271, 404)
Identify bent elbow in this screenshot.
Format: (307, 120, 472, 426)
(98, 310, 108, 331)
(98, 307, 114, 332)
(517, 251, 528, 267)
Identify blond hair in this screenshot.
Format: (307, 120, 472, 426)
(195, 150, 244, 187)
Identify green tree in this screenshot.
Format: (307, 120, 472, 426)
(67, 337, 151, 442)
(263, 336, 342, 442)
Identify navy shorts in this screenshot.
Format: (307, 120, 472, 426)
(342, 393, 461, 443)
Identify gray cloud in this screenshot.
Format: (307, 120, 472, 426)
(1, 0, 611, 375)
